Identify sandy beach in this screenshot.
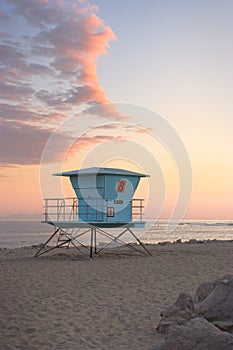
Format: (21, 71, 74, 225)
(1, 242, 233, 350)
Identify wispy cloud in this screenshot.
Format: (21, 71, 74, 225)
(0, 10, 11, 22)
(0, 0, 123, 168)
(5, 0, 117, 111)
(0, 119, 72, 165)
(91, 123, 152, 133)
(65, 134, 125, 159)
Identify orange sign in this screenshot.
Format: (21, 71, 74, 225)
(116, 179, 126, 193)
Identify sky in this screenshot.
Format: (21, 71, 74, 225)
(0, 0, 232, 219)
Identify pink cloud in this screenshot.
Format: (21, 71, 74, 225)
(0, 11, 11, 21)
(8, 0, 67, 28)
(0, 0, 128, 169)
(0, 120, 72, 165)
(0, 81, 34, 102)
(125, 124, 153, 133)
(92, 124, 119, 130)
(0, 102, 67, 123)
(0, 32, 12, 39)
(66, 134, 125, 158)
(0, 44, 26, 66)
(2, 0, 117, 111)
(31, 6, 117, 111)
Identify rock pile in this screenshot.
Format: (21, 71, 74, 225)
(152, 275, 233, 350)
(156, 292, 195, 334)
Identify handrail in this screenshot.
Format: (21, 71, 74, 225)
(43, 197, 145, 223)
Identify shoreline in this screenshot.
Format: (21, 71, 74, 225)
(1, 219, 233, 250)
(1, 237, 233, 251)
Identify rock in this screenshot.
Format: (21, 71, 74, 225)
(156, 320, 174, 334)
(165, 317, 233, 350)
(156, 317, 187, 334)
(157, 293, 195, 334)
(195, 280, 216, 302)
(213, 321, 233, 332)
(195, 274, 233, 302)
(197, 275, 233, 322)
(150, 339, 165, 350)
(158, 241, 170, 246)
(160, 292, 195, 319)
(188, 239, 198, 244)
(155, 275, 233, 348)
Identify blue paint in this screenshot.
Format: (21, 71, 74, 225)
(54, 167, 149, 224)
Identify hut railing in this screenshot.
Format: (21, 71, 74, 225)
(131, 199, 144, 221)
(44, 197, 78, 222)
(43, 197, 145, 223)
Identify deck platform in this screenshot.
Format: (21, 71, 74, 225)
(35, 193, 151, 258)
(35, 221, 151, 259)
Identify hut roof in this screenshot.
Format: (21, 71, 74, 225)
(53, 167, 149, 177)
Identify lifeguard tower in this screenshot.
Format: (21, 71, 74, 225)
(35, 167, 151, 258)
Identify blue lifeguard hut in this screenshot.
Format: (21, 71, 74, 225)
(36, 167, 151, 258)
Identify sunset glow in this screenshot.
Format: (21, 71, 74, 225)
(0, 0, 232, 220)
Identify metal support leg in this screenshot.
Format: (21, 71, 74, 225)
(35, 224, 151, 259)
(34, 227, 60, 257)
(94, 227, 150, 257)
(90, 228, 94, 258)
(127, 227, 152, 256)
(94, 228, 97, 254)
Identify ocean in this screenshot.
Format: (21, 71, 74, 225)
(0, 220, 233, 249)
(0, 221, 54, 249)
